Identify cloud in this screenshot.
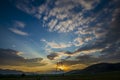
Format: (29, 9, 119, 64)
(47, 51, 72, 61)
(47, 53, 59, 60)
(46, 48, 102, 62)
(14, 0, 48, 19)
(61, 19, 120, 65)
(43, 0, 99, 33)
(76, 54, 99, 64)
(75, 0, 100, 10)
(61, 50, 120, 66)
(58, 54, 98, 68)
(9, 21, 28, 36)
(73, 37, 84, 46)
(73, 4, 120, 54)
(48, 53, 98, 66)
(41, 39, 72, 49)
(14, 21, 25, 28)
(47, 42, 72, 49)
(70, 64, 87, 70)
(0, 48, 46, 67)
(9, 28, 28, 36)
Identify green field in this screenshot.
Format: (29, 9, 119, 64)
(0, 71, 120, 80)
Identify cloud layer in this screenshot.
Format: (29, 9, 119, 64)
(13, 0, 100, 33)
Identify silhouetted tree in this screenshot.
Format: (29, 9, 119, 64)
(21, 73, 25, 77)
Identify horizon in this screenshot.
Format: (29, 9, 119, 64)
(0, 62, 120, 75)
(0, 0, 120, 73)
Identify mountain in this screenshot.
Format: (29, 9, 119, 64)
(67, 63, 120, 74)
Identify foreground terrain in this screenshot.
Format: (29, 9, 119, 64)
(0, 71, 120, 80)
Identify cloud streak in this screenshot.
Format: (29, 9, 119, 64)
(41, 39, 72, 49)
(9, 28, 28, 36)
(9, 21, 28, 36)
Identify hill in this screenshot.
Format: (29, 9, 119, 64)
(67, 63, 120, 74)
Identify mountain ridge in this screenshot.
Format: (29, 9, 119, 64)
(67, 63, 120, 74)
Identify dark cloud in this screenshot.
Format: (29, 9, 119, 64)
(47, 52, 59, 60)
(63, 51, 73, 55)
(61, 60, 80, 66)
(61, 54, 99, 66)
(61, 52, 120, 66)
(46, 51, 74, 61)
(100, 49, 120, 63)
(76, 55, 99, 63)
(0, 48, 46, 66)
(25, 58, 45, 67)
(99, 5, 120, 55)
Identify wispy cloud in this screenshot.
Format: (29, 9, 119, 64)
(9, 28, 28, 36)
(41, 39, 72, 49)
(47, 42, 72, 49)
(14, 21, 25, 28)
(9, 21, 28, 36)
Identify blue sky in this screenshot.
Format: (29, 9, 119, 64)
(0, 0, 120, 72)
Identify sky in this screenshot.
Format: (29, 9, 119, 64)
(0, 0, 120, 73)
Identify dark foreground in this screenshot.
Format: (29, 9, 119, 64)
(0, 71, 120, 80)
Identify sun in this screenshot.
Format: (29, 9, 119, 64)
(57, 65, 69, 71)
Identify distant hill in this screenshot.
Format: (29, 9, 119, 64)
(67, 63, 120, 74)
(0, 69, 24, 75)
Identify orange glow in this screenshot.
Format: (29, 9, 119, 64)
(57, 65, 69, 71)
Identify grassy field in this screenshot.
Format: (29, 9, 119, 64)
(0, 71, 120, 80)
